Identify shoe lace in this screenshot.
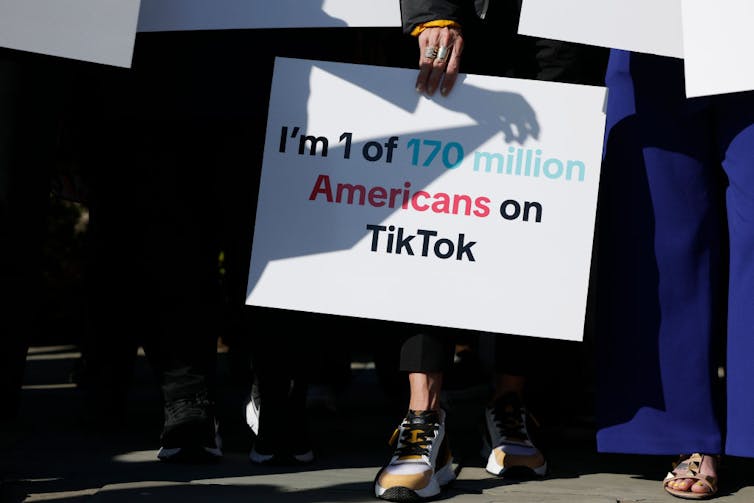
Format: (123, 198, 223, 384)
(491, 396, 531, 442)
(390, 421, 438, 459)
(164, 395, 212, 425)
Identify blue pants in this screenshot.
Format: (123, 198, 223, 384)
(596, 50, 754, 457)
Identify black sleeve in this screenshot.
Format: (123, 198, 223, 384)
(533, 38, 609, 86)
(399, 0, 468, 35)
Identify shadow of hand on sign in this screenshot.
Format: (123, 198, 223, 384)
(442, 75, 540, 146)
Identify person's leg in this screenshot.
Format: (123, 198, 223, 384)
(100, 112, 222, 459)
(375, 330, 455, 502)
(491, 333, 532, 401)
(483, 334, 547, 478)
(718, 92, 754, 460)
(0, 51, 61, 421)
(78, 49, 224, 455)
(596, 51, 723, 454)
(248, 308, 317, 465)
(79, 144, 144, 425)
(597, 50, 723, 498)
(490, 374, 525, 400)
(398, 330, 453, 410)
(407, 371, 443, 411)
(150, 118, 224, 462)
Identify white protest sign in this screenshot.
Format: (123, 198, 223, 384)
(137, 0, 400, 32)
(0, 0, 140, 67)
(682, 0, 754, 98)
(246, 57, 606, 342)
(518, 0, 683, 59)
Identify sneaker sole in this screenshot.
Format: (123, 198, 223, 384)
(379, 486, 424, 502)
(158, 445, 223, 463)
(485, 457, 547, 478)
(374, 460, 455, 501)
(249, 447, 314, 465)
(158, 426, 223, 463)
(482, 438, 547, 478)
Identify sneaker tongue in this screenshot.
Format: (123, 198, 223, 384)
(407, 409, 440, 425)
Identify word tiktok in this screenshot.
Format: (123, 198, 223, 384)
(366, 224, 476, 261)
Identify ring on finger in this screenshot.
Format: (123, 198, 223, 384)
(436, 46, 449, 61)
(424, 46, 438, 59)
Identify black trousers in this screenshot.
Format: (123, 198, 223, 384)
(0, 49, 66, 420)
(69, 38, 227, 413)
(398, 330, 554, 377)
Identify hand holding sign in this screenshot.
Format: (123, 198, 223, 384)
(415, 26, 465, 97)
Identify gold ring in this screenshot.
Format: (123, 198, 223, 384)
(436, 46, 449, 60)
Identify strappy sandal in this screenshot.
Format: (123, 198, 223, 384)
(663, 453, 719, 500)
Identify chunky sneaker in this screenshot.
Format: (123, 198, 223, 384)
(374, 409, 455, 502)
(483, 392, 546, 478)
(157, 394, 222, 463)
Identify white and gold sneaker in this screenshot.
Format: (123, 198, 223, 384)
(483, 392, 547, 478)
(374, 409, 455, 501)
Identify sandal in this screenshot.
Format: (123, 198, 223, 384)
(663, 453, 719, 500)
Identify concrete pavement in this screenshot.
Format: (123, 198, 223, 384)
(2, 345, 754, 503)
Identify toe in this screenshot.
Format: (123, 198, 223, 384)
(672, 478, 694, 492)
(690, 480, 712, 494)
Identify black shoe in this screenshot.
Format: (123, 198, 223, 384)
(482, 393, 546, 478)
(158, 394, 222, 463)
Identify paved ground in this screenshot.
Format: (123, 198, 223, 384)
(2, 345, 754, 503)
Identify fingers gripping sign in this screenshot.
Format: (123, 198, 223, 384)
(416, 26, 464, 97)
